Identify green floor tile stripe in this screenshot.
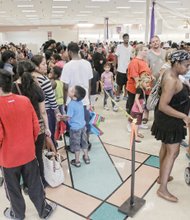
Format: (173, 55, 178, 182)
(144, 155, 160, 168)
(90, 202, 127, 220)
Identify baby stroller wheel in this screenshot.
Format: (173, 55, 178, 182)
(184, 167, 190, 185)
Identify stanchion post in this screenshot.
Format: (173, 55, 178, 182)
(118, 123, 146, 217)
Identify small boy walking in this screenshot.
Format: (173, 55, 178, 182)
(67, 85, 90, 167)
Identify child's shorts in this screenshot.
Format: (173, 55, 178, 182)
(70, 127, 88, 152)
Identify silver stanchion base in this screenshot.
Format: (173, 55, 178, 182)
(118, 196, 146, 217)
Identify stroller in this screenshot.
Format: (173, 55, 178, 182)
(184, 162, 190, 185)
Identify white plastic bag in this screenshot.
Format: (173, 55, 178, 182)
(43, 151, 64, 187)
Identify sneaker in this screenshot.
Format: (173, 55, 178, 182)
(0, 177, 4, 187)
(181, 140, 189, 148)
(139, 124, 149, 129)
(104, 105, 109, 111)
(186, 153, 190, 160)
(115, 96, 120, 102)
(70, 159, 81, 167)
(4, 207, 23, 220)
(123, 96, 128, 101)
(41, 202, 57, 219)
(113, 106, 118, 112)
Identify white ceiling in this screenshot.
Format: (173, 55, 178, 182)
(0, 0, 189, 27)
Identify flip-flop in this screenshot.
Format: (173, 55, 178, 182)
(135, 139, 142, 143)
(137, 133, 144, 138)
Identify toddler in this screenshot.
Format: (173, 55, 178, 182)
(101, 63, 118, 112)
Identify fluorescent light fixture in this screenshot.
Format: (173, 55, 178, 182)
(53, 0, 71, 1)
(22, 10, 36, 12)
(77, 23, 94, 27)
(116, 6, 131, 9)
(165, 1, 180, 3)
(17, 5, 34, 7)
(128, 0, 145, 2)
(52, 11, 65, 13)
(25, 14, 38, 17)
(91, 0, 110, 1)
(52, 14, 64, 17)
(76, 14, 88, 16)
(52, 6, 68, 8)
(0, 11, 6, 14)
(133, 12, 144, 14)
(79, 11, 92, 13)
(85, 5, 100, 8)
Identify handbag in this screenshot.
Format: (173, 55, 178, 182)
(43, 150, 64, 187)
(146, 77, 162, 111)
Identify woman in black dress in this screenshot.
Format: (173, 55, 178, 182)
(151, 50, 190, 202)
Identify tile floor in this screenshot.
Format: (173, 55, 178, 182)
(0, 94, 190, 220)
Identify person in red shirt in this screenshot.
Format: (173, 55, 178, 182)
(0, 69, 56, 220)
(126, 44, 152, 131)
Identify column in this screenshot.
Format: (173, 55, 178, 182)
(145, 0, 150, 44)
(104, 17, 109, 41)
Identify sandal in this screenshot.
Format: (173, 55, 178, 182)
(83, 155, 90, 164)
(135, 139, 142, 143)
(70, 159, 81, 167)
(137, 133, 144, 138)
(142, 118, 148, 124)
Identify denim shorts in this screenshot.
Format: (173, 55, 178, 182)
(70, 127, 88, 152)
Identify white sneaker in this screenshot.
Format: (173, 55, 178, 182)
(113, 106, 118, 112)
(127, 123, 131, 132)
(104, 105, 109, 111)
(139, 124, 149, 129)
(115, 96, 120, 102)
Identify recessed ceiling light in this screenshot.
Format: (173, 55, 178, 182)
(91, 0, 110, 2)
(25, 14, 38, 17)
(79, 11, 92, 13)
(52, 6, 68, 8)
(22, 10, 36, 12)
(116, 6, 131, 9)
(52, 11, 65, 13)
(53, 0, 71, 1)
(85, 5, 100, 8)
(165, 1, 180, 3)
(76, 14, 88, 16)
(17, 5, 34, 7)
(128, 0, 145, 2)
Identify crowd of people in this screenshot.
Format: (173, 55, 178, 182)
(0, 35, 190, 218)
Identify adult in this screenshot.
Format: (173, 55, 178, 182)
(12, 60, 52, 188)
(151, 50, 190, 202)
(1, 50, 16, 75)
(147, 35, 166, 82)
(126, 44, 151, 127)
(115, 33, 133, 101)
(31, 55, 61, 147)
(0, 69, 56, 219)
(92, 44, 106, 92)
(61, 42, 93, 148)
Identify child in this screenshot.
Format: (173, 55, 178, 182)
(49, 66, 65, 115)
(66, 85, 90, 167)
(130, 75, 151, 142)
(101, 63, 118, 112)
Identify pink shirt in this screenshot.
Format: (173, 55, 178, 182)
(101, 71, 113, 90)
